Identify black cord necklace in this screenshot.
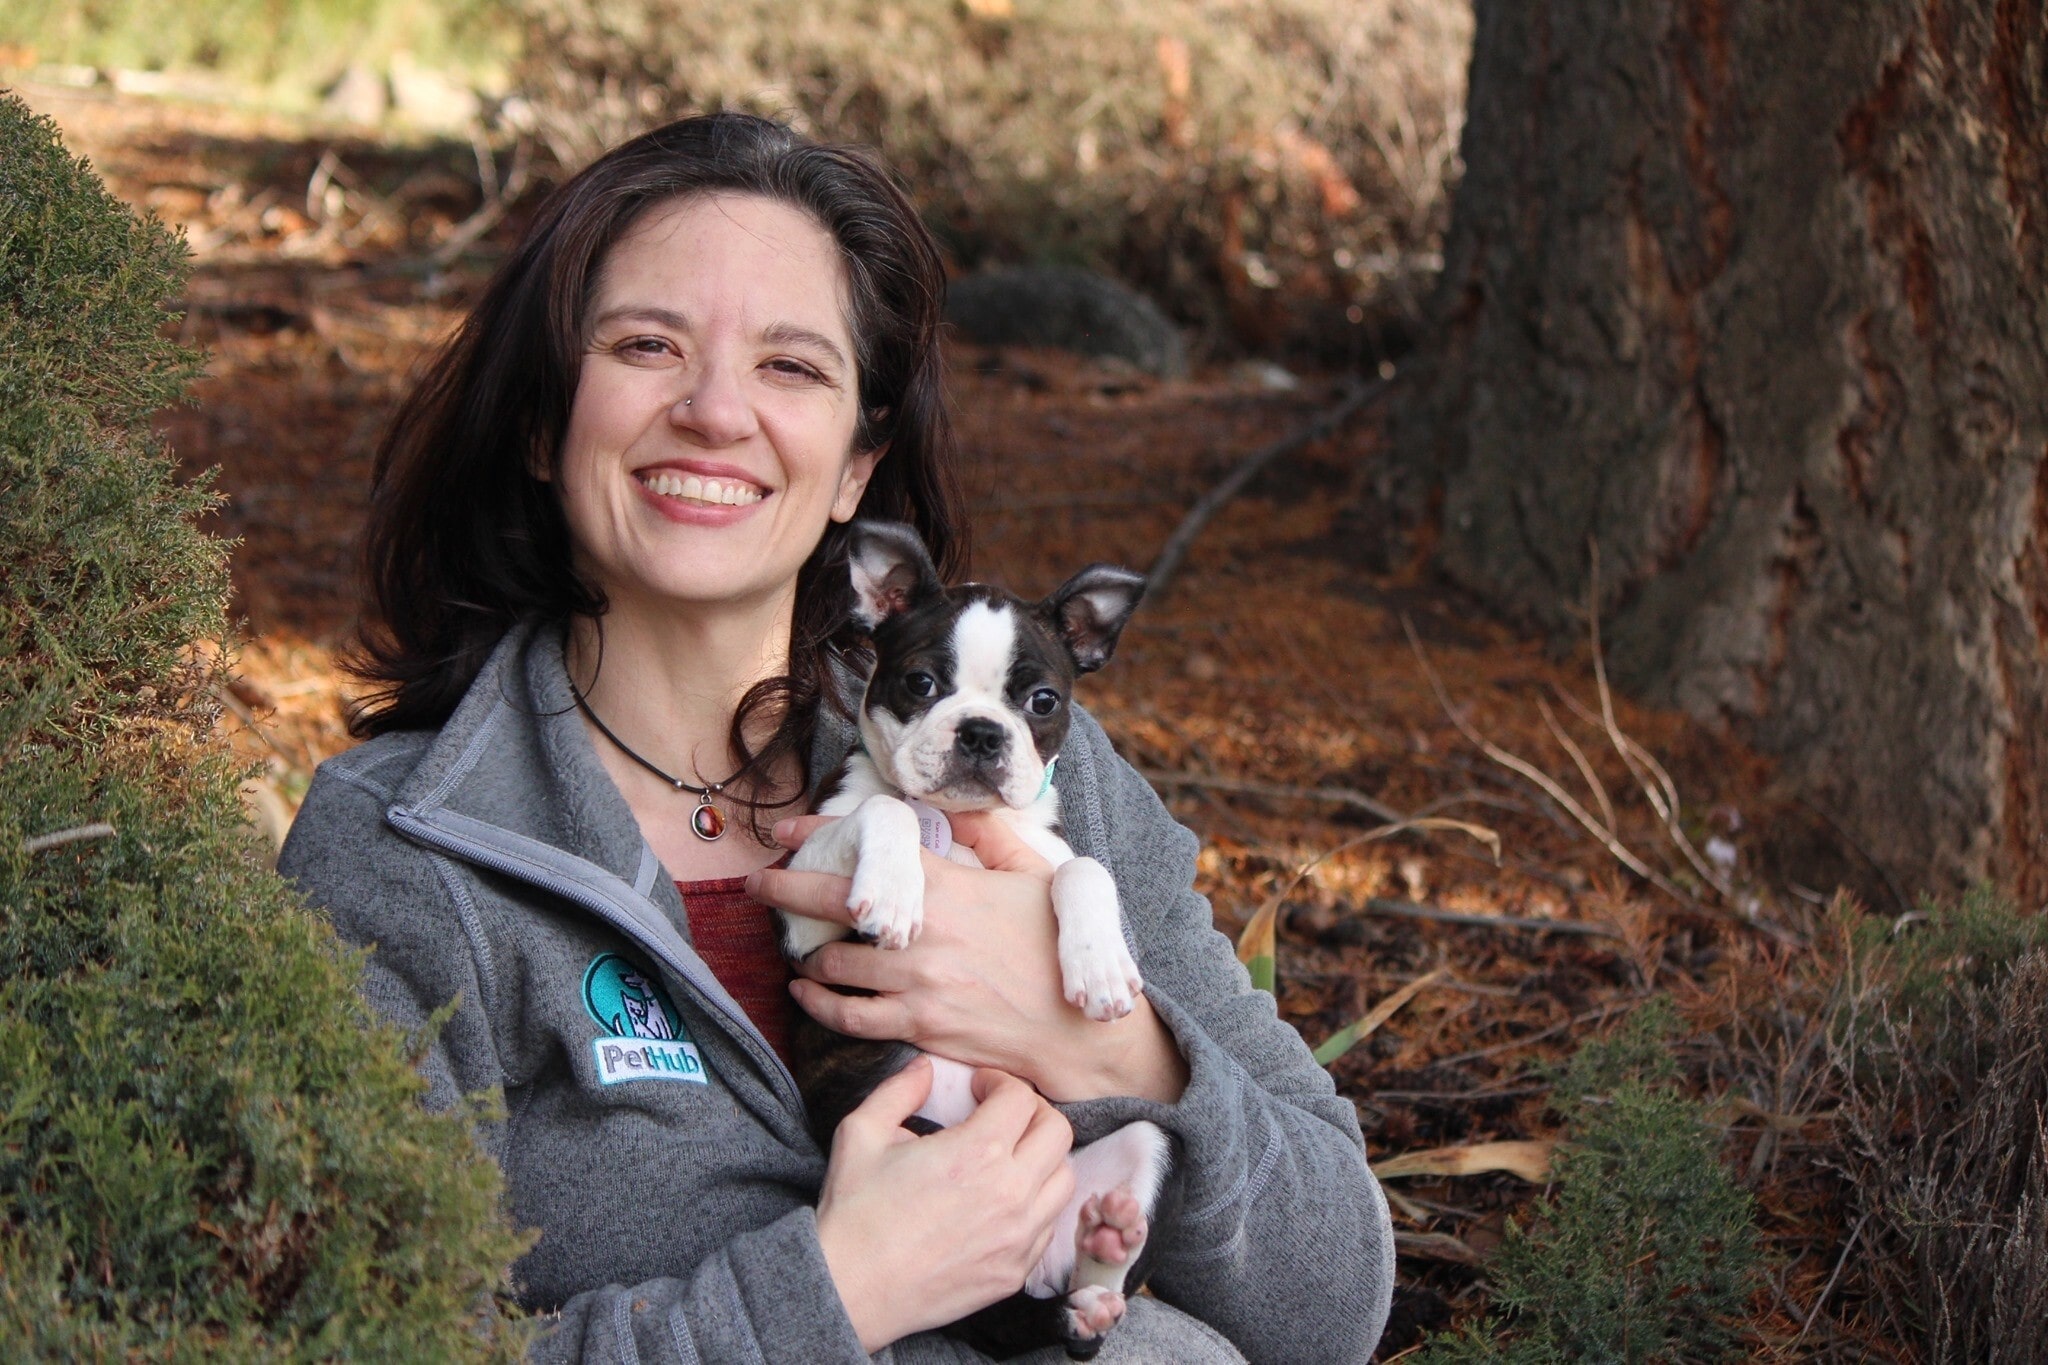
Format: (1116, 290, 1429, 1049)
(571, 683, 738, 841)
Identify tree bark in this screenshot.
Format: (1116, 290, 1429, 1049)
(1386, 0, 2048, 899)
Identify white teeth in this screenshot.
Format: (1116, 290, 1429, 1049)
(640, 472, 764, 507)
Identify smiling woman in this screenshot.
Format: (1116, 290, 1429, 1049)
(278, 111, 1393, 1363)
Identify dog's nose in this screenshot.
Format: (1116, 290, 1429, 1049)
(955, 718, 1007, 761)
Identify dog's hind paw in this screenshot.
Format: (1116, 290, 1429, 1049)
(1062, 1284, 1127, 1348)
(1077, 1188, 1148, 1268)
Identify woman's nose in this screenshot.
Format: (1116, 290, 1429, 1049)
(669, 360, 757, 445)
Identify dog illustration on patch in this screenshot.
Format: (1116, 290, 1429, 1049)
(618, 969, 677, 1041)
(780, 520, 1172, 1361)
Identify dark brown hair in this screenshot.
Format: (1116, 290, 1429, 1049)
(349, 112, 967, 823)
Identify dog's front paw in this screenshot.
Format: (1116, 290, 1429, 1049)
(848, 847, 924, 949)
(1060, 934, 1144, 1022)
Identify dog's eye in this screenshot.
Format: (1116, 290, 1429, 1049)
(905, 671, 938, 698)
(1026, 688, 1062, 716)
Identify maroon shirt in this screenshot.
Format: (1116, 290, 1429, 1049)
(677, 874, 796, 1063)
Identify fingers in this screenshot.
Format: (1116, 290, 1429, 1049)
(790, 978, 915, 1040)
(795, 939, 914, 994)
(962, 1068, 1043, 1139)
(770, 813, 838, 850)
(747, 866, 857, 926)
(838, 1054, 933, 1151)
(1015, 1094, 1075, 1174)
(945, 810, 1056, 877)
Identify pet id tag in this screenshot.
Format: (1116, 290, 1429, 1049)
(904, 797, 952, 858)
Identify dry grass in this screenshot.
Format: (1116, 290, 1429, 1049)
(506, 0, 1471, 360)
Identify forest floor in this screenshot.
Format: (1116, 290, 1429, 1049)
(27, 79, 1879, 1358)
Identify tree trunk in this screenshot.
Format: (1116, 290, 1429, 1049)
(1387, 0, 2048, 900)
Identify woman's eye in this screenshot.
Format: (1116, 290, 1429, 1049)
(905, 671, 937, 698)
(766, 357, 824, 381)
(1027, 688, 1061, 716)
(617, 336, 676, 359)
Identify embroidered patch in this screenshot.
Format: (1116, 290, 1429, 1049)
(582, 952, 708, 1085)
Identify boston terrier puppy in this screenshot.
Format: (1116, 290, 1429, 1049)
(781, 520, 1173, 1360)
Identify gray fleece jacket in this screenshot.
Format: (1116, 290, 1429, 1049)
(278, 623, 1394, 1364)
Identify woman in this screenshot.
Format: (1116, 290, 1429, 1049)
(279, 112, 1393, 1363)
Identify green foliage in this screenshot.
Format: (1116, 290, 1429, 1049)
(1, 1, 513, 99)
(1418, 1001, 1760, 1365)
(0, 92, 531, 1357)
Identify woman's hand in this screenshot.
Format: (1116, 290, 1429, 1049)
(748, 814, 1187, 1104)
(815, 1056, 1076, 1351)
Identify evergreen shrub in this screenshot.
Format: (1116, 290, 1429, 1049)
(1418, 999, 1761, 1365)
(0, 92, 531, 1358)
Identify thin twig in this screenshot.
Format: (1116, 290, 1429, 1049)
(1400, 614, 1681, 897)
(1792, 1210, 1870, 1351)
(430, 137, 533, 268)
(1137, 767, 1405, 822)
(23, 822, 116, 855)
(1374, 1085, 1554, 1104)
(1146, 377, 1387, 597)
(1432, 1000, 1638, 1070)
(1583, 542, 1729, 897)
(1363, 896, 1625, 941)
(1537, 694, 1615, 832)
(1401, 613, 1802, 946)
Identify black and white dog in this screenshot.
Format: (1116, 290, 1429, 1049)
(780, 520, 1174, 1360)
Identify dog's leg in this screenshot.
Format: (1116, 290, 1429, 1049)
(783, 793, 926, 953)
(1022, 1121, 1172, 1354)
(1050, 856, 1144, 1021)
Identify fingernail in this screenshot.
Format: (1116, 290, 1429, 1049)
(771, 818, 796, 845)
(744, 871, 762, 896)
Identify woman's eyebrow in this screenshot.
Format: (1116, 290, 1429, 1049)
(590, 305, 692, 332)
(761, 322, 848, 370)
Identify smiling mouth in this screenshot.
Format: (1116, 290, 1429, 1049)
(637, 471, 766, 507)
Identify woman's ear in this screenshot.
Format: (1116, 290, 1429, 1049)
(831, 443, 887, 522)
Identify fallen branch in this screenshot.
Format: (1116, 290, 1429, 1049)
(23, 822, 116, 855)
(1145, 376, 1388, 597)
(1363, 896, 1624, 941)
(1392, 1230, 1484, 1266)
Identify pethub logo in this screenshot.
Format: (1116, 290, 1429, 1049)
(582, 953, 708, 1086)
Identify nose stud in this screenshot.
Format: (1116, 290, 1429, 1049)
(683, 398, 693, 407)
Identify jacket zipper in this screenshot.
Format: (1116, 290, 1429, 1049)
(386, 804, 808, 1116)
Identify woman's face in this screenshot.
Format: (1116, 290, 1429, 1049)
(554, 193, 879, 619)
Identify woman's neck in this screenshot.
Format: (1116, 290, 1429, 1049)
(565, 589, 796, 785)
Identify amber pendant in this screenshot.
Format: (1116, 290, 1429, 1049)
(690, 797, 726, 841)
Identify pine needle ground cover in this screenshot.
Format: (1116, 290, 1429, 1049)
(19, 76, 2048, 1361)
(0, 93, 530, 1357)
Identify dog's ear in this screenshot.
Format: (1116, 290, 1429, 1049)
(1042, 564, 1146, 674)
(847, 520, 943, 629)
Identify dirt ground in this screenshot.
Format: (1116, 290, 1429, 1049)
(25, 78, 1872, 1356)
